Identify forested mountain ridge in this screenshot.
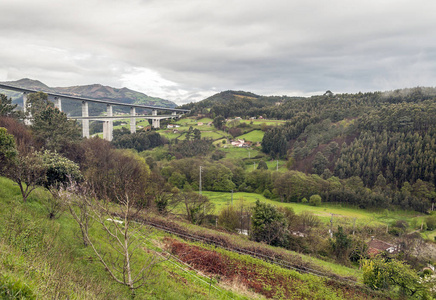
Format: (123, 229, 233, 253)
(0, 78, 176, 108)
(180, 90, 304, 117)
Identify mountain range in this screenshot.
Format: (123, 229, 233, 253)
(0, 78, 177, 108)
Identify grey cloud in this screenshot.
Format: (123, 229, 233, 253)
(1, 0, 436, 103)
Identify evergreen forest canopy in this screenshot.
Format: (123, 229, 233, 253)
(181, 87, 436, 212)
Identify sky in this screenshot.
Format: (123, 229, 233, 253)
(1, 0, 436, 105)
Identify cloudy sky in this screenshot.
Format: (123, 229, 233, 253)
(1, 0, 435, 104)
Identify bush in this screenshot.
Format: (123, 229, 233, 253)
(218, 206, 239, 232)
(309, 194, 322, 206)
(425, 215, 436, 231)
(263, 189, 272, 199)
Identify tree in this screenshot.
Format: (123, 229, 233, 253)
(250, 200, 288, 247)
(4, 151, 47, 202)
(176, 191, 214, 224)
(312, 152, 329, 175)
(28, 92, 81, 153)
(193, 128, 201, 140)
(0, 117, 36, 154)
(363, 257, 430, 298)
(40, 150, 83, 189)
(0, 94, 20, 118)
(218, 205, 239, 232)
(79, 139, 150, 206)
(309, 194, 322, 206)
(212, 116, 225, 130)
(185, 126, 193, 141)
(330, 226, 352, 263)
(58, 179, 159, 296)
(0, 127, 17, 170)
(147, 172, 178, 214)
(257, 160, 268, 170)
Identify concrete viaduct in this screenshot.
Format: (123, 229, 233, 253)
(0, 83, 189, 141)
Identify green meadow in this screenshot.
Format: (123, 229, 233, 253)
(238, 130, 264, 143)
(203, 191, 428, 229)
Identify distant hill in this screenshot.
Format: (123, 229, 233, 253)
(179, 89, 304, 118)
(0, 78, 177, 108)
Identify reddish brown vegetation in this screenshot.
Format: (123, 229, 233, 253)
(165, 237, 298, 299)
(165, 238, 390, 300)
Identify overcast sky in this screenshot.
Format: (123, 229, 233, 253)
(1, 0, 436, 104)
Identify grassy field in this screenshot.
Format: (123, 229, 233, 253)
(218, 147, 264, 160)
(238, 130, 264, 143)
(200, 130, 225, 139)
(203, 191, 428, 229)
(264, 159, 288, 172)
(240, 119, 287, 126)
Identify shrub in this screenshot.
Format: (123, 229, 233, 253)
(218, 205, 239, 232)
(425, 215, 436, 231)
(309, 194, 322, 206)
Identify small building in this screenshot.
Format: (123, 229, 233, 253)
(167, 124, 180, 129)
(231, 139, 250, 148)
(367, 237, 399, 256)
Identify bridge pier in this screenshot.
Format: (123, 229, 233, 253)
(103, 104, 113, 141)
(152, 118, 160, 128)
(23, 92, 32, 125)
(130, 107, 136, 134)
(82, 101, 89, 138)
(54, 96, 62, 111)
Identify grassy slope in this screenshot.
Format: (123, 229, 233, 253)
(203, 191, 428, 228)
(1, 176, 388, 299)
(0, 177, 250, 300)
(237, 130, 264, 143)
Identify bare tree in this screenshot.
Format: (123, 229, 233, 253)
(58, 150, 160, 296)
(59, 181, 159, 296)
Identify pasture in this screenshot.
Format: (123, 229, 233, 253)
(203, 191, 428, 230)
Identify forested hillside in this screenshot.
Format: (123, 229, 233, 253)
(182, 88, 436, 212)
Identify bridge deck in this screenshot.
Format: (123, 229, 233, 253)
(0, 83, 189, 113)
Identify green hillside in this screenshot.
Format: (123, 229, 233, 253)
(0, 78, 177, 116)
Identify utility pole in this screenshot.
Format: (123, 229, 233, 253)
(330, 213, 333, 238)
(199, 166, 202, 195)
